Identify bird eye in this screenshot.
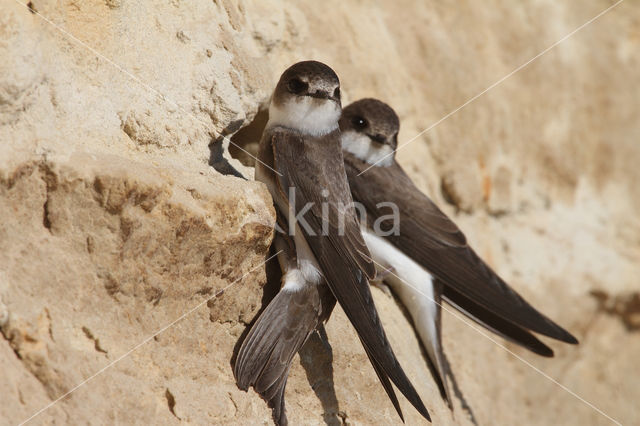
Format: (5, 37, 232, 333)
(351, 116, 367, 130)
(333, 87, 340, 99)
(287, 78, 308, 94)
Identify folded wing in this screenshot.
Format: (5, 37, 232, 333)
(343, 153, 577, 345)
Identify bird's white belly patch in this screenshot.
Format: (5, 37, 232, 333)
(281, 227, 323, 292)
(362, 230, 440, 359)
(282, 268, 307, 292)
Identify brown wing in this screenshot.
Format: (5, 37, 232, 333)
(441, 283, 553, 357)
(344, 153, 577, 344)
(268, 129, 374, 279)
(268, 127, 431, 422)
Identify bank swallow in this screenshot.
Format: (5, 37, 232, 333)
(234, 63, 431, 424)
(340, 98, 578, 407)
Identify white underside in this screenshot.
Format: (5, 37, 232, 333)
(267, 96, 340, 137)
(273, 213, 323, 292)
(292, 229, 323, 285)
(280, 243, 322, 292)
(341, 130, 394, 166)
(362, 229, 448, 384)
(269, 203, 322, 292)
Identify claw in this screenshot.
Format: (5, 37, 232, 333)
(370, 266, 395, 298)
(371, 281, 393, 298)
(371, 266, 395, 282)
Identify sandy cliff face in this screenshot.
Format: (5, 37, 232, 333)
(1, 1, 638, 425)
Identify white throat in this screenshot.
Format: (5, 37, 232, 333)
(341, 130, 394, 166)
(267, 96, 340, 137)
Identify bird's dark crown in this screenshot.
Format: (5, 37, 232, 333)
(274, 60, 341, 104)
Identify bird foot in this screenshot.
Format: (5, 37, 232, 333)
(372, 266, 395, 282)
(370, 266, 395, 297)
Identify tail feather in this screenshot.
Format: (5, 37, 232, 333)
(263, 366, 291, 426)
(234, 286, 323, 424)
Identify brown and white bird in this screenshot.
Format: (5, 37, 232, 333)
(234, 63, 431, 425)
(339, 98, 579, 408)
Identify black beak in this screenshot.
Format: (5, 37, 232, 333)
(308, 90, 330, 99)
(368, 134, 387, 145)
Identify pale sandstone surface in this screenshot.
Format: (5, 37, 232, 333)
(1, 1, 638, 425)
